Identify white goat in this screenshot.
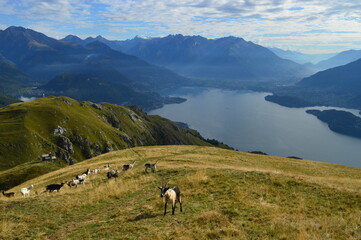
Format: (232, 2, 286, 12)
(158, 182, 182, 216)
(20, 184, 34, 197)
(92, 168, 100, 174)
(67, 179, 85, 187)
(76, 173, 87, 180)
(103, 163, 110, 171)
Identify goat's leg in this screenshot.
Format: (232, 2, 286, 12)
(172, 200, 176, 215)
(179, 197, 183, 212)
(164, 202, 167, 216)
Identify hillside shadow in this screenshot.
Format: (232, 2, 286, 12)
(128, 212, 159, 222)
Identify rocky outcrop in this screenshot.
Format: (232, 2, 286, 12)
(56, 135, 74, 155)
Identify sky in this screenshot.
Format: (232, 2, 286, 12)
(1, 0, 361, 54)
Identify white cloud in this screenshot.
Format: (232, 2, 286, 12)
(2, 0, 361, 53)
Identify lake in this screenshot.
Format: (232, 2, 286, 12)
(149, 87, 361, 168)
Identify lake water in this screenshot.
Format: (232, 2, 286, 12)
(149, 87, 361, 168)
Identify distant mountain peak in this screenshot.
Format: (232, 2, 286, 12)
(134, 35, 152, 39)
(62, 34, 82, 42)
(4, 26, 27, 32)
(85, 40, 112, 50)
(95, 35, 106, 40)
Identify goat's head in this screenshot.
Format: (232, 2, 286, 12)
(158, 182, 169, 198)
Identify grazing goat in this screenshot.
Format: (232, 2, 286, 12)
(76, 173, 87, 180)
(67, 179, 85, 188)
(104, 163, 110, 171)
(45, 182, 65, 192)
(82, 168, 91, 175)
(1, 190, 15, 198)
(144, 161, 158, 173)
(107, 170, 119, 179)
(123, 161, 136, 171)
(158, 182, 182, 216)
(20, 185, 34, 197)
(92, 168, 100, 174)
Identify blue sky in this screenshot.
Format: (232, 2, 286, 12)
(1, 0, 361, 54)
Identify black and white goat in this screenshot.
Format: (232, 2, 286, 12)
(67, 179, 85, 188)
(45, 182, 65, 192)
(158, 182, 183, 216)
(20, 185, 34, 197)
(123, 161, 136, 171)
(1, 190, 15, 198)
(82, 168, 91, 175)
(76, 173, 87, 180)
(107, 170, 119, 179)
(144, 161, 158, 173)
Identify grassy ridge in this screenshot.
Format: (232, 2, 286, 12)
(1, 146, 360, 239)
(0, 97, 211, 188)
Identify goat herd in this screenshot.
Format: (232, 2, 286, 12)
(1, 160, 182, 216)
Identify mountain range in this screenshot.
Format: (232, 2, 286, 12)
(0, 26, 193, 109)
(62, 34, 313, 83)
(39, 72, 185, 111)
(267, 57, 361, 109)
(315, 49, 361, 70)
(268, 47, 336, 65)
(0, 27, 187, 89)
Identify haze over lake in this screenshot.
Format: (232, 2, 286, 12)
(150, 87, 361, 168)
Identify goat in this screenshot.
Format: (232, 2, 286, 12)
(45, 182, 65, 192)
(82, 168, 91, 175)
(104, 163, 110, 171)
(20, 185, 34, 197)
(158, 182, 182, 216)
(107, 170, 119, 179)
(123, 161, 136, 171)
(1, 190, 15, 198)
(145, 161, 158, 173)
(92, 168, 100, 174)
(67, 179, 85, 188)
(76, 173, 87, 180)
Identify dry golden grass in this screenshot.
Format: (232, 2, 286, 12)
(1, 146, 361, 239)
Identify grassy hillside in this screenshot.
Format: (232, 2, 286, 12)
(0, 97, 211, 184)
(1, 146, 360, 239)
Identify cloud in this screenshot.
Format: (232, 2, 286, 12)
(1, 0, 361, 53)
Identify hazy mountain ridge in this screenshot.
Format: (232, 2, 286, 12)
(0, 61, 34, 94)
(0, 94, 21, 107)
(266, 58, 361, 120)
(316, 49, 361, 70)
(268, 47, 336, 65)
(0, 26, 191, 109)
(62, 34, 314, 83)
(39, 73, 184, 111)
(0, 26, 187, 89)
